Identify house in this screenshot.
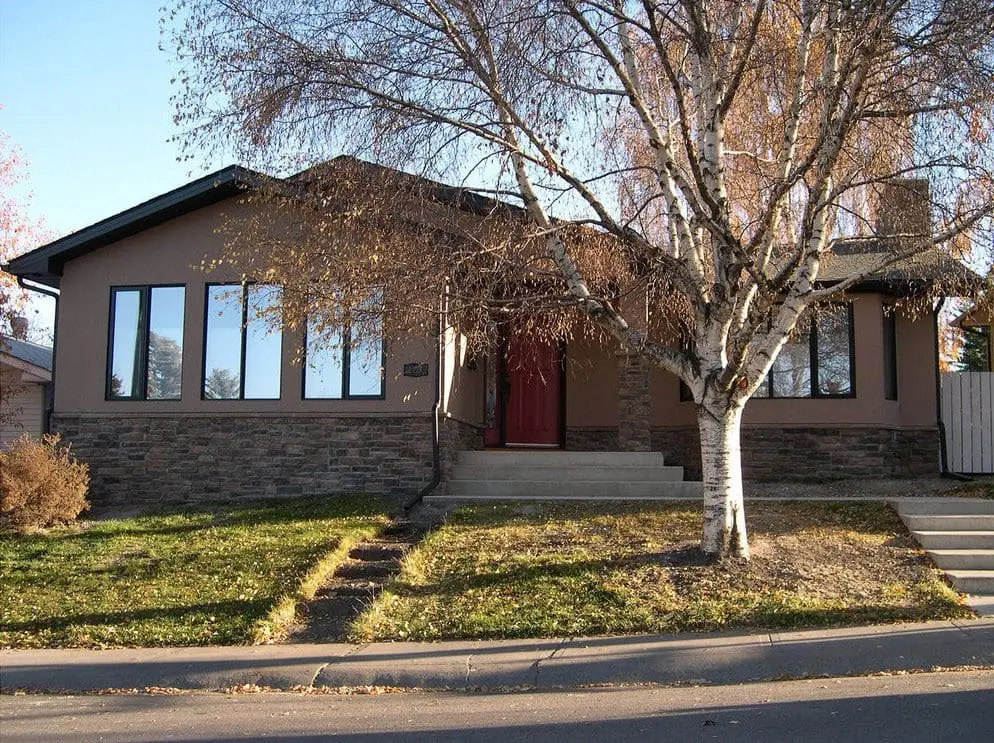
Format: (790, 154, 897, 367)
(1, 327, 53, 447)
(3, 163, 965, 506)
(953, 302, 992, 372)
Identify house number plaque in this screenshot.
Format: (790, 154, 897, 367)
(403, 363, 429, 377)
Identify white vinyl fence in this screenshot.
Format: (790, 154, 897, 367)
(941, 372, 994, 474)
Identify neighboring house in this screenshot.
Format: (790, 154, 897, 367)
(0, 332, 53, 447)
(953, 302, 992, 372)
(2, 162, 967, 505)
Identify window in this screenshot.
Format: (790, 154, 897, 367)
(107, 286, 185, 400)
(203, 284, 283, 400)
(883, 309, 898, 400)
(304, 310, 385, 399)
(753, 304, 854, 399)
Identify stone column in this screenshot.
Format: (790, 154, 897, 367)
(617, 353, 652, 451)
(616, 287, 653, 452)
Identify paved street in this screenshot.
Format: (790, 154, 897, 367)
(2, 670, 992, 742)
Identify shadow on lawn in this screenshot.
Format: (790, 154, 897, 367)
(1, 598, 272, 635)
(33, 496, 392, 543)
(391, 544, 716, 600)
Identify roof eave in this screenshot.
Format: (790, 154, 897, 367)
(3, 165, 267, 286)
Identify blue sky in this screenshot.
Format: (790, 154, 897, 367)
(1, 1, 229, 337)
(1, 0, 225, 239)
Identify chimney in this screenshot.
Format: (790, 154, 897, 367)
(876, 179, 931, 237)
(9, 315, 29, 340)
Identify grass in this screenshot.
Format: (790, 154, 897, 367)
(350, 501, 973, 641)
(947, 479, 994, 499)
(0, 495, 390, 649)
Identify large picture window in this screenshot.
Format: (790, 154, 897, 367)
(304, 312, 385, 399)
(203, 284, 283, 400)
(107, 285, 186, 401)
(753, 304, 854, 399)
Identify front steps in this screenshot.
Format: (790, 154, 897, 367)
(895, 498, 994, 615)
(429, 450, 704, 503)
(287, 519, 427, 643)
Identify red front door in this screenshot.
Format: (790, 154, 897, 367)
(503, 332, 562, 447)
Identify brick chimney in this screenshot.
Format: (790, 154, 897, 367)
(876, 178, 931, 237)
(9, 314, 29, 340)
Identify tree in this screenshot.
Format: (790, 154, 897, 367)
(147, 332, 184, 399)
(1, 113, 52, 425)
(959, 326, 991, 371)
(203, 367, 240, 399)
(170, 0, 993, 559)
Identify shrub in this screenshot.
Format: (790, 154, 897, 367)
(0, 434, 90, 532)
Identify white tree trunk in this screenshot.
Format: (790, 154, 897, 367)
(699, 397, 750, 560)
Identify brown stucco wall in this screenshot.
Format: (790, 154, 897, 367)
(561, 294, 941, 478)
(441, 324, 485, 426)
(54, 199, 437, 417)
(562, 293, 937, 432)
(565, 331, 620, 428)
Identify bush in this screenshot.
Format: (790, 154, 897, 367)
(1, 434, 90, 532)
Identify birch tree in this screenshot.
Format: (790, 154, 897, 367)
(170, 0, 993, 559)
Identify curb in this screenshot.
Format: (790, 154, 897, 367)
(3, 619, 993, 694)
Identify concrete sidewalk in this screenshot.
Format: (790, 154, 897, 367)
(2, 618, 993, 693)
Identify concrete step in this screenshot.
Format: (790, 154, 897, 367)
(334, 560, 400, 580)
(946, 570, 994, 594)
(349, 543, 409, 561)
(428, 493, 703, 504)
(332, 582, 385, 598)
(457, 451, 667, 467)
(450, 464, 685, 482)
(902, 514, 994, 532)
(911, 531, 994, 550)
(445, 479, 704, 499)
(894, 498, 994, 515)
(926, 549, 994, 571)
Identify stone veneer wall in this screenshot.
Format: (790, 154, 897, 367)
(568, 425, 940, 481)
(54, 414, 437, 506)
(565, 428, 620, 451)
(617, 355, 652, 451)
(438, 416, 485, 489)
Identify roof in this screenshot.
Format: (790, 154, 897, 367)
(0, 335, 53, 372)
(1, 157, 978, 298)
(952, 301, 993, 328)
(2, 158, 512, 289)
(820, 238, 980, 295)
(2, 165, 267, 288)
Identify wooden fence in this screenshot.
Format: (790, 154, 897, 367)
(941, 372, 994, 474)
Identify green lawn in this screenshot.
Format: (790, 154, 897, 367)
(351, 501, 972, 641)
(0, 495, 390, 648)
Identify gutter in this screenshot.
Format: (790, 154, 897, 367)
(17, 277, 60, 435)
(404, 316, 443, 511)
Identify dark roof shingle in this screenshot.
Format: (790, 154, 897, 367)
(0, 336, 53, 371)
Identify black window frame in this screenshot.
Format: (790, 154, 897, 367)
(301, 318, 387, 401)
(883, 306, 898, 400)
(105, 284, 186, 402)
(201, 282, 284, 401)
(752, 302, 857, 400)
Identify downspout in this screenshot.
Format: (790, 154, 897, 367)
(934, 297, 950, 475)
(404, 314, 443, 511)
(17, 277, 60, 435)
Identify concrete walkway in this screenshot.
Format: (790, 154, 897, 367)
(3, 618, 992, 693)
